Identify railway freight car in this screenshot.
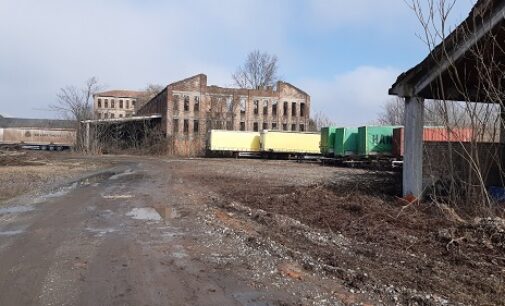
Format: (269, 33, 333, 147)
(260, 131, 320, 157)
(334, 127, 359, 157)
(392, 127, 473, 157)
(207, 130, 260, 156)
(357, 125, 400, 156)
(0, 117, 76, 150)
(320, 127, 337, 157)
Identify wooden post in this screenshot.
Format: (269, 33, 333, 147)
(403, 96, 424, 197)
(85, 122, 90, 152)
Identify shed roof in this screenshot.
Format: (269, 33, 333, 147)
(0, 117, 76, 129)
(389, 0, 505, 102)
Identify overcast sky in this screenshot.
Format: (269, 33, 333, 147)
(0, 0, 475, 125)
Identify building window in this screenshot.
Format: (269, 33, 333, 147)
(283, 102, 288, 115)
(104, 113, 108, 119)
(240, 122, 245, 131)
(226, 121, 233, 130)
(300, 103, 306, 117)
(173, 119, 179, 133)
(120, 100, 125, 108)
(272, 122, 277, 130)
(300, 124, 305, 132)
(253, 122, 259, 131)
(282, 123, 287, 131)
(253, 100, 259, 115)
(105, 99, 109, 108)
(126, 100, 129, 109)
(97, 113, 101, 119)
(240, 98, 246, 114)
(111, 99, 115, 108)
(226, 97, 233, 112)
(132, 100, 136, 107)
(184, 96, 190, 112)
(272, 101, 278, 116)
(97, 99, 102, 108)
(183, 119, 189, 133)
(291, 102, 297, 116)
(173, 95, 179, 111)
(119, 114, 123, 118)
(262, 122, 268, 130)
(194, 96, 199, 111)
(291, 123, 296, 131)
(111, 113, 115, 118)
(263, 100, 268, 115)
(194, 120, 199, 133)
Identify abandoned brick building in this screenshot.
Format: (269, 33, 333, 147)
(93, 90, 142, 119)
(137, 74, 311, 155)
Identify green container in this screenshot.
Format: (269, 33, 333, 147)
(334, 127, 358, 156)
(358, 126, 398, 156)
(320, 126, 337, 156)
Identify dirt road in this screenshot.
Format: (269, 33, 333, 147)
(0, 157, 344, 306)
(0, 156, 503, 305)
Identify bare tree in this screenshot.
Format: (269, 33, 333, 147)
(50, 77, 101, 121)
(137, 84, 165, 110)
(232, 50, 279, 89)
(309, 111, 336, 131)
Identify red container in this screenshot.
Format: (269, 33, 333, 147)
(393, 127, 473, 157)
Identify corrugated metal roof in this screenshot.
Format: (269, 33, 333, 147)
(0, 117, 76, 129)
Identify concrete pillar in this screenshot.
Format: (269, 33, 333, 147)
(403, 96, 424, 197)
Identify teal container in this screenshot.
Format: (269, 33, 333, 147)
(334, 127, 358, 156)
(357, 126, 398, 156)
(320, 127, 337, 156)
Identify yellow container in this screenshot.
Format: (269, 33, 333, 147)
(260, 131, 321, 154)
(208, 130, 260, 152)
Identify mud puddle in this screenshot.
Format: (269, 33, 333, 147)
(126, 208, 161, 221)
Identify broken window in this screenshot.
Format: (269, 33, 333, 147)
(300, 103, 305, 117)
(111, 99, 115, 108)
(183, 119, 189, 133)
(104, 99, 109, 108)
(194, 96, 200, 112)
(300, 124, 305, 132)
(263, 122, 268, 130)
(240, 98, 246, 114)
(97, 99, 102, 108)
(272, 122, 277, 130)
(263, 100, 268, 115)
(173, 119, 179, 133)
(194, 120, 199, 133)
(184, 96, 190, 112)
(240, 122, 245, 131)
(291, 102, 297, 116)
(272, 101, 278, 116)
(173, 95, 179, 111)
(283, 102, 288, 115)
(253, 122, 259, 131)
(282, 123, 287, 131)
(226, 97, 233, 112)
(253, 100, 259, 115)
